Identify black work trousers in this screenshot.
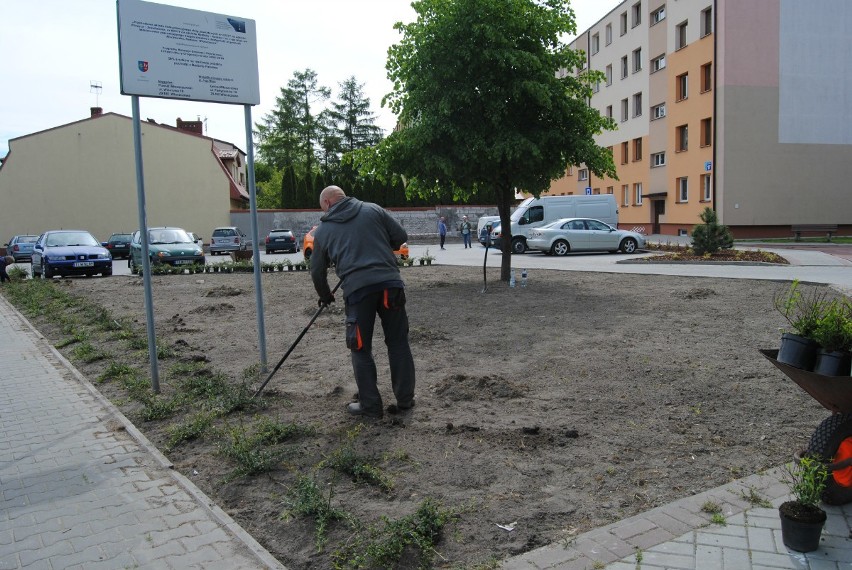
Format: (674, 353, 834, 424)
(345, 289, 415, 414)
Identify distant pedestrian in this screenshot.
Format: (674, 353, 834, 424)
(459, 216, 472, 248)
(0, 255, 13, 283)
(438, 217, 447, 250)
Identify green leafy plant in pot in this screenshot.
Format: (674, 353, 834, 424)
(779, 454, 829, 552)
(773, 280, 827, 370)
(812, 298, 852, 376)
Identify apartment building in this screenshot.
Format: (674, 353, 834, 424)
(546, 0, 852, 238)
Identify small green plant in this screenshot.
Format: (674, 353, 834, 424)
(691, 207, 733, 255)
(701, 500, 722, 514)
(7, 265, 28, 280)
(710, 512, 727, 526)
(218, 421, 286, 479)
(140, 395, 181, 421)
(784, 454, 829, 508)
(320, 426, 394, 492)
(97, 362, 138, 384)
(773, 280, 827, 339)
(71, 341, 109, 363)
(812, 298, 852, 352)
(740, 487, 772, 508)
(165, 411, 215, 450)
(282, 475, 354, 551)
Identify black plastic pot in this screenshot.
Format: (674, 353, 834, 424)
(777, 333, 819, 370)
(779, 501, 826, 552)
(813, 349, 852, 376)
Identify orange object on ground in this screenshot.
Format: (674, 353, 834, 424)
(833, 437, 852, 487)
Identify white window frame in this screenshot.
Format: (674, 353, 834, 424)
(591, 33, 600, 54)
(605, 23, 613, 45)
(701, 7, 713, 37)
(579, 168, 589, 181)
(621, 56, 628, 78)
(677, 124, 688, 151)
(676, 21, 688, 50)
(652, 103, 666, 120)
(702, 174, 712, 201)
(632, 48, 642, 72)
(651, 54, 666, 72)
(622, 185, 630, 206)
(677, 73, 688, 101)
(634, 183, 643, 205)
(605, 64, 613, 85)
(632, 2, 642, 28)
(620, 11, 628, 35)
(651, 5, 666, 25)
(621, 98, 629, 122)
(651, 152, 666, 167)
(678, 177, 689, 202)
(606, 105, 613, 119)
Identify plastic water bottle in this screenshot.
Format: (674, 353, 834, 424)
(509, 269, 516, 288)
(521, 269, 527, 288)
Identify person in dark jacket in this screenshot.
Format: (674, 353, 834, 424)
(310, 186, 416, 418)
(437, 217, 447, 250)
(0, 255, 13, 283)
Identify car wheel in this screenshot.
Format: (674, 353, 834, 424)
(807, 413, 852, 505)
(552, 240, 570, 256)
(620, 238, 638, 254)
(511, 238, 526, 254)
(102, 267, 113, 277)
(41, 259, 52, 279)
(304, 247, 312, 259)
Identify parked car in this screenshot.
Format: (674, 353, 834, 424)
(188, 232, 203, 246)
(302, 225, 410, 260)
(5, 235, 39, 262)
(209, 226, 251, 255)
(103, 233, 132, 259)
(128, 227, 205, 273)
(525, 218, 646, 256)
(31, 230, 112, 278)
(265, 229, 299, 254)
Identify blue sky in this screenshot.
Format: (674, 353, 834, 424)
(0, 0, 617, 157)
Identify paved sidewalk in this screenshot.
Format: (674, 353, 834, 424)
(0, 296, 284, 569)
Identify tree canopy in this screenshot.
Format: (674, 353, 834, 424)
(380, 0, 616, 279)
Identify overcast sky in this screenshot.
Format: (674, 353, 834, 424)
(0, 0, 619, 157)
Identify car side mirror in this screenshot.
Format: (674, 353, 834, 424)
(518, 219, 526, 226)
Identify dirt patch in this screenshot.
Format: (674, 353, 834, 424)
(11, 267, 837, 569)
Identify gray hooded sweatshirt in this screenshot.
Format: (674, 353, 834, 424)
(310, 197, 408, 301)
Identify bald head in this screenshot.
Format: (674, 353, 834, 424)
(319, 185, 346, 212)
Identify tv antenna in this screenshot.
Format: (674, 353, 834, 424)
(90, 80, 103, 106)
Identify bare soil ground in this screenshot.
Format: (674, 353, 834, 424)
(8, 265, 838, 569)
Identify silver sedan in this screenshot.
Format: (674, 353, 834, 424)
(526, 218, 646, 256)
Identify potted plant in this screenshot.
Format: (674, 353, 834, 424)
(773, 280, 827, 370)
(779, 454, 829, 552)
(812, 298, 852, 376)
(421, 249, 435, 266)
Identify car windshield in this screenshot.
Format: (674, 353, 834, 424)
(19, 236, 38, 243)
(148, 229, 192, 244)
(45, 232, 99, 247)
(110, 234, 131, 241)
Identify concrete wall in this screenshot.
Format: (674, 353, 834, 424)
(231, 205, 500, 244)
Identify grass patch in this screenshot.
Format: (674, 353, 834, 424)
(283, 475, 354, 551)
(701, 500, 722, 515)
(97, 362, 138, 384)
(165, 411, 216, 450)
(320, 426, 394, 492)
(740, 487, 772, 508)
(140, 395, 181, 422)
(218, 420, 290, 479)
(71, 341, 109, 363)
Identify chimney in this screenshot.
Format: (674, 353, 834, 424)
(176, 117, 204, 135)
(90, 107, 103, 117)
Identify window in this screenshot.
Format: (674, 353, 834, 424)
(701, 62, 712, 92)
(677, 124, 688, 151)
(606, 186, 614, 195)
(651, 5, 666, 24)
(605, 64, 613, 85)
(651, 54, 666, 72)
(652, 103, 666, 119)
(593, 80, 600, 93)
(606, 105, 613, 119)
(621, 98, 629, 122)
(621, 141, 629, 164)
(620, 11, 628, 35)
(677, 177, 688, 202)
(634, 183, 643, 205)
(633, 137, 643, 161)
(633, 92, 643, 117)
(593, 188, 600, 195)
(579, 168, 589, 181)
(605, 23, 613, 45)
(591, 33, 600, 54)
(632, 2, 642, 27)
(651, 151, 666, 167)
(701, 174, 711, 200)
(701, 117, 712, 146)
(621, 55, 628, 78)
(622, 185, 630, 206)
(632, 48, 642, 72)
(701, 6, 713, 37)
(676, 21, 688, 50)
(677, 73, 689, 101)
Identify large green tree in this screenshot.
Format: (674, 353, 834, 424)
(382, 0, 616, 279)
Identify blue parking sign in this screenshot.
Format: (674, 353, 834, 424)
(585, 187, 592, 195)
(705, 161, 712, 171)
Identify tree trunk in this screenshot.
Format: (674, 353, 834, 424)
(495, 183, 515, 282)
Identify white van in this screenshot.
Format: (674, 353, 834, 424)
(493, 195, 618, 253)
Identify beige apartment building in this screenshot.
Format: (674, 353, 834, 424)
(0, 108, 249, 244)
(547, 0, 852, 238)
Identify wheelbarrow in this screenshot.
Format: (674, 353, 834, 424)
(761, 349, 852, 505)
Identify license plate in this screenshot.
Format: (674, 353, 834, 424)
(175, 259, 193, 265)
(74, 261, 94, 267)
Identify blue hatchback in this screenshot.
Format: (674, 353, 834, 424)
(31, 230, 112, 278)
(5, 235, 39, 262)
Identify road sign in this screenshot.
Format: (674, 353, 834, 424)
(705, 161, 712, 171)
(585, 187, 592, 195)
